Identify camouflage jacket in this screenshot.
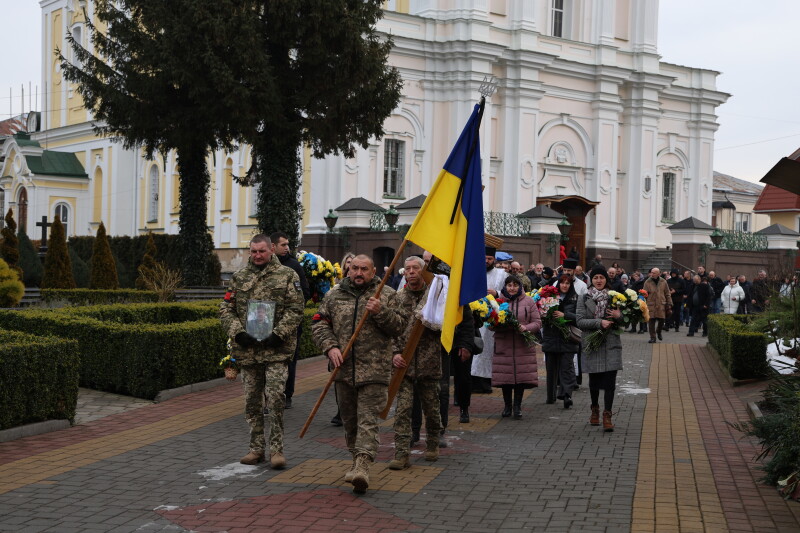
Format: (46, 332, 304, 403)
(391, 283, 443, 380)
(219, 255, 304, 365)
(311, 276, 405, 387)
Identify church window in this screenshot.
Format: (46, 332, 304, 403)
(384, 139, 405, 198)
(735, 212, 751, 233)
(250, 183, 260, 218)
(662, 172, 676, 222)
(552, 0, 565, 37)
(0, 190, 4, 229)
(70, 25, 83, 67)
(18, 187, 28, 232)
(148, 165, 159, 222)
(223, 158, 233, 211)
(54, 203, 70, 233)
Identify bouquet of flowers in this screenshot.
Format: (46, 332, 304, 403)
(469, 294, 539, 346)
(535, 284, 570, 340)
(583, 288, 649, 352)
(220, 338, 239, 380)
(297, 251, 342, 302)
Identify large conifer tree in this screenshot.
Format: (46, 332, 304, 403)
(89, 222, 119, 289)
(42, 216, 76, 289)
(1, 209, 22, 281)
(244, 1, 403, 246)
(60, 1, 275, 284)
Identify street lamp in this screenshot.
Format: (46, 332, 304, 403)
(384, 205, 399, 230)
(710, 227, 724, 248)
(324, 209, 338, 231)
(557, 215, 572, 242)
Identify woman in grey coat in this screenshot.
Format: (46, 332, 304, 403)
(576, 265, 623, 432)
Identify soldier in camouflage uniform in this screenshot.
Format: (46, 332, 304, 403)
(311, 254, 405, 494)
(220, 234, 304, 469)
(388, 256, 443, 469)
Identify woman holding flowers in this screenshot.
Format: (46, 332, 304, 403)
(576, 266, 623, 432)
(492, 275, 542, 419)
(541, 275, 580, 409)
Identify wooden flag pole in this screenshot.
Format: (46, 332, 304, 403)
(379, 319, 425, 419)
(299, 239, 409, 438)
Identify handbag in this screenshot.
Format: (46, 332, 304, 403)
(568, 325, 582, 344)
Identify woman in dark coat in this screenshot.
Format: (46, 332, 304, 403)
(492, 275, 542, 419)
(576, 266, 623, 432)
(542, 274, 580, 409)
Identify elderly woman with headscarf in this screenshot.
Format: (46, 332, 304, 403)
(492, 275, 542, 419)
(576, 266, 623, 432)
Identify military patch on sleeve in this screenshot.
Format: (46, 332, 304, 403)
(294, 281, 302, 292)
(312, 313, 331, 324)
(224, 290, 235, 302)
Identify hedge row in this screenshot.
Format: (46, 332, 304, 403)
(707, 314, 769, 379)
(0, 303, 226, 400)
(40, 289, 160, 307)
(0, 331, 80, 430)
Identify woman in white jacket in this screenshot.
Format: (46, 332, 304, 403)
(720, 276, 745, 314)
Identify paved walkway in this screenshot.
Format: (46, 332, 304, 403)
(0, 330, 798, 532)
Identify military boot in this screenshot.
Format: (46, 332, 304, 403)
(240, 451, 265, 465)
(351, 454, 373, 494)
(424, 440, 439, 462)
(388, 453, 410, 470)
(270, 452, 286, 469)
(344, 455, 357, 483)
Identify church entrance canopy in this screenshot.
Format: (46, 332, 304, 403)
(536, 195, 599, 268)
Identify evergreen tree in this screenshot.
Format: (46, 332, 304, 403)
(136, 232, 157, 289)
(17, 228, 43, 287)
(60, 1, 275, 285)
(1, 209, 22, 281)
(41, 216, 76, 289)
(70, 248, 90, 288)
(0, 258, 25, 308)
(89, 222, 119, 289)
(245, 1, 403, 246)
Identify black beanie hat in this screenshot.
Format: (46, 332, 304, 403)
(504, 274, 523, 287)
(589, 265, 610, 283)
(542, 266, 554, 277)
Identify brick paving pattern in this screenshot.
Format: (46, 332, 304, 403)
(0, 330, 798, 532)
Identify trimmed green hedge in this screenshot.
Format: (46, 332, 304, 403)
(40, 288, 160, 307)
(707, 314, 769, 379)
(0, 331, 79, 430)
(0, 303, 226, 400)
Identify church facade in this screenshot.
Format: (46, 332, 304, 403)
(0, 0, 728, 270)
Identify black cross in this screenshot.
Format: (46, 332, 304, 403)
(36, 216, 52, 245)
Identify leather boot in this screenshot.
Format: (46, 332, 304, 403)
(424, 440, 439, 462)
(344, 455, 357, 483)
(459, 408, 470, 423)
(590, 405, 600, 426)
(603, 410, 614, 432)
(240, 451, 265, 465)
(501, 403, 512, 418)
(269, 452, 286, 469)
(563, 395, 573, 409)
(351, 454, 372, 494)
(388, 453, 410, 470)
(513, 402, 522, 420)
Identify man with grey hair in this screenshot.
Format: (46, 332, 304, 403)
(511, 261, 531, 292)
(751, 269, 770, 313)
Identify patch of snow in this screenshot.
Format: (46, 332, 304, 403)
(766, 338, 799, 375)
(620, 385, 650, 394)
(153, 505, 180, 511)
(195, 462, 262, 481)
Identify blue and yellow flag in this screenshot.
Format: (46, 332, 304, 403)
(405, 103, 487, 351)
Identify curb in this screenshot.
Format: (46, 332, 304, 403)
(0, 419, 70, 443)
(746, 401, 763, 420)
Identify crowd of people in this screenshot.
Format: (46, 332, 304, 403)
(220, 234, 792, 495)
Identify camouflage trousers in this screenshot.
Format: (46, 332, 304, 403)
(242, 361, 288, 455)
(394, 377, 441, 456)
(335, 382, 387, 461)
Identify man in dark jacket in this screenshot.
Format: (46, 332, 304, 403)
(666, 269, 685, 331)
(707, 271, 725, 314)
(750, 270, 770, 313)
(271, 232, 311, 410)
(607, 267, 625, 292)
(686, 275, 713, 337)
(737, 275, 752, 314)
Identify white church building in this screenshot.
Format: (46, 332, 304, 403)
(0, 0, 729, 270)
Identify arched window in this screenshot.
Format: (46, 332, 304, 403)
(54, 203, 70, 233)
(383, 139, 405, 198)
(17, 187, 28, 232)
(148, 165, 159, 222)
(0, 189, 5, 229)
(223, 158, 233, 211)
(70, 25, 83, 67)
(250, 183, 260, 217)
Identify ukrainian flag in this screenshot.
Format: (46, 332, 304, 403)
(405, 103, 487, 351)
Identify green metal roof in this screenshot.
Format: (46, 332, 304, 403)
(25, 151, 88, 178)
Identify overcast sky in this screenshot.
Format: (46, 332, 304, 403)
(2, 1, 799, 184)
